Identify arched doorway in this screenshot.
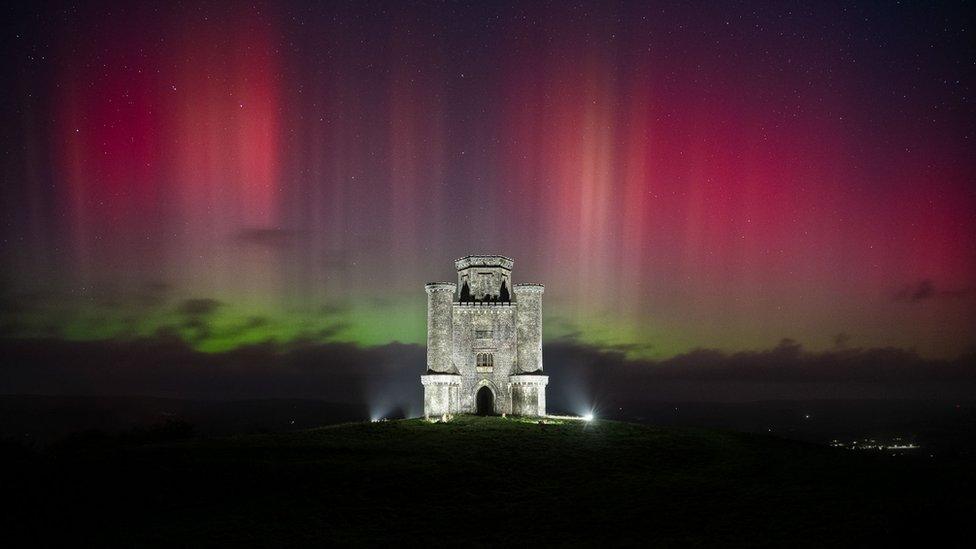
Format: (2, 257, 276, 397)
(476, 386, 494, 415)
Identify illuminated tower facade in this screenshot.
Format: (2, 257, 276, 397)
(421, 255, 548, 418)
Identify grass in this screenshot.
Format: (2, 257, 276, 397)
(3, 416, 971, 546)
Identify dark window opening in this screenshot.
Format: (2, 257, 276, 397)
(499, 280, 510, 302)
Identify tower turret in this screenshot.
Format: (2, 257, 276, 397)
(514, 283, 544, 373)
(425, 282, 457, 373)
(511, 283, 546, 416)
(455, 255, 513, 301)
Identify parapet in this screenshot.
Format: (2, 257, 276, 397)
(509, 374, 549, 386)
(425, 282, 457, 294)
(513, 283, 544, 294)
(421, 373, 462, 385)
(454, 255, 514, 271)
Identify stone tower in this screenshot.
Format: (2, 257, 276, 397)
(421, 255, 548, 418)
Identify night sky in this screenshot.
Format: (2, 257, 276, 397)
(1, 0, 974, 390)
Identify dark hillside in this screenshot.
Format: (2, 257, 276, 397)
(3, 416, 970, 546)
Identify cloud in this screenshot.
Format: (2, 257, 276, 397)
(895, 279, 936, 301)
(316, 323, 348, 339)
(177, 298, 222, 317)
(174, 299, 223, 342)
(319, 302, 350, 316)
(0, 333, 973, 408)
(894, 279, 973, 302)
(541, 336, 976, 405)
(243, 316, 269, 329)
(0, 336, 415, 402)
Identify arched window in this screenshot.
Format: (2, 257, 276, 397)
(499, 280, 510, 302)
(476, 353, 494, 369)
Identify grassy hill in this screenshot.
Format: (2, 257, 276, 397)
(3, 416, 970, 546)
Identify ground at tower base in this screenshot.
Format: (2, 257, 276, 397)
(3, 415, 970, 545)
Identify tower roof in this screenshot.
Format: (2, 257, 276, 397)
(454, 255, 514, 271)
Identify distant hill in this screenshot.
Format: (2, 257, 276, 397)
(3, 416, 970, 545)
(0, 394, 367, 443)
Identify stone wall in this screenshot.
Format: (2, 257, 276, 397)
(421, 374, 460, 418)
(454, 255, 513, 301)
(425, 282, 456, 373)
(510, 375, 548, 417)
(452, 302, 517, 414)
(514, 284, 544, 374)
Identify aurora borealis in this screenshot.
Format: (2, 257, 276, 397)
(1, 1, 974, 362)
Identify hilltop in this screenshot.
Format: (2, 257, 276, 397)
(3, 416, 970, 546)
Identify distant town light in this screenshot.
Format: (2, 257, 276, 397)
(583, 413, 594, 422)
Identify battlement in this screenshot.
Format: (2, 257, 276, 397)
(454, 301, 516, 308)
(454, 255, 514, 271)
(425, 282, 457, 294)
(513, 283, 544, 293)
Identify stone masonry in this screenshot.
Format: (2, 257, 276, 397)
(421, 255, 548, 418)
